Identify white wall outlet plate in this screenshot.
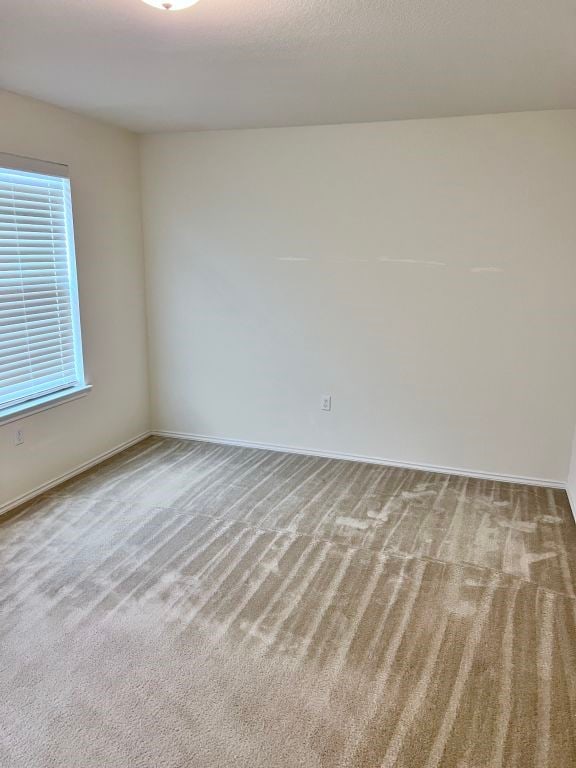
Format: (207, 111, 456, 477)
(14, 428, 24, 446)
(320, 395, 332, 412)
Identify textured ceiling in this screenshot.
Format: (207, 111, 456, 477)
(1, 0, 575, 133)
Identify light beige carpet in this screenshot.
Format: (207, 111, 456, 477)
(1, 437, 575, 767)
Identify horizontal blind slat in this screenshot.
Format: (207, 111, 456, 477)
(1, 360, 77, 388)
(0, 348, 76, 375)
(0, 324, 74, 347)
(0, 337, 74, 365)
(0, 298, 72, 314)
(0, 321, 73, 339)
(0, 284, 71, 294)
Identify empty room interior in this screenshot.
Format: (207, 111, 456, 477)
(1, 1, 576, 766)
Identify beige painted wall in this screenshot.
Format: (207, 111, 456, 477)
(0, 90, 149, 509)
(141, 111, 576, 483)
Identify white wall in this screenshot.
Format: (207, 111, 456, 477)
(141, 111, 576, 484)
(0, 90, 149, 510)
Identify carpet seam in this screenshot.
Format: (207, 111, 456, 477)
(22, 488, 576, 602)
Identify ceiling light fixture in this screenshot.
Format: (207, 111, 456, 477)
(142, 0, 200, 10)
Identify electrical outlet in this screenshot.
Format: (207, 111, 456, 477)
(14, 428, 24, 446)
(320, 395, 332, 412)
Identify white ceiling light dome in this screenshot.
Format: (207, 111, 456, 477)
(142, 0, 200, 10)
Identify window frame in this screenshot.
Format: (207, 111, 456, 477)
(0, 153, 90, 425)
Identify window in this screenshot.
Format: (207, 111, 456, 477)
(0, 153, 87, 419)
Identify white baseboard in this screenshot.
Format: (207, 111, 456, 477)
(152, 429, 565, 490)
(2, 428, 567, 522)
(0, 431, 151, 518)
(567, 486, 576, 524)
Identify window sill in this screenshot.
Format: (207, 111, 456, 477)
(0, 384, 92, 426)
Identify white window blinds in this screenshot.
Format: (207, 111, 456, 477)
(0, 154, 85, 411)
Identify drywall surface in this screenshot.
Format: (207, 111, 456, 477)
(140, 111, 576, 483)
(0, 90, 149, 509)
